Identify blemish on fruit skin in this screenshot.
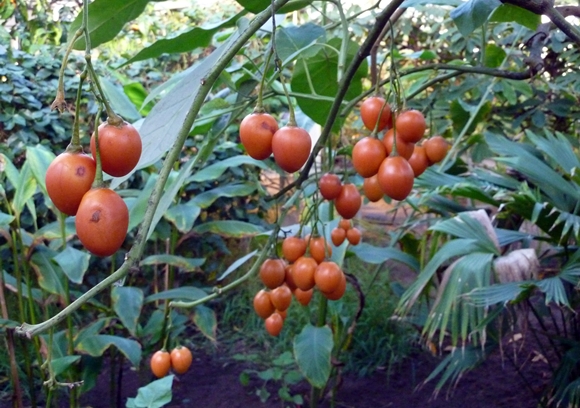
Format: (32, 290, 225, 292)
(76, 166, 86, 177)
(90, 210, 101, 223)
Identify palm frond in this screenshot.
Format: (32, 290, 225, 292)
(431, 211, 500, 255)
(525, 129, 580, 175)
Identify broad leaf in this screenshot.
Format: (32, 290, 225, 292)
(191, 183, 257, 209)
(111, 286, 144, 336)
(293, 324, 333, 388)
(276, 23, 325, 65)
(0, 211, 14, 227)
(69, 0, 150, 50)
(401, 0, 463, 6)
(2, 271, 42, 302)
(12, 161, 36, 218)
(30, 250, 66, 295)
(193, 305, 217, 342)
(193, 220, 265, 237)
(350, 243, 419, 271)
(489, 3, 540, 31)
(122, 12, 246, 66)
(235, 0, 311, 14)
(127, 375, 173, 408)
(51, 356, 81, 377)
(164, 202, 201, 233)
(140, 255, 205, 272)
(77, 334, 142, 367)
(100, 77, 141, 123)
(53, 246, 91, 284)
(26, 144, 54, 195)
(189, 155, 268, 183)
(450, 0, 502, 37)
(218, 250, 258, 281)
(145, 287, 208, 303)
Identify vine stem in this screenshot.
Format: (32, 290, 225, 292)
(16, 0, 292, 338)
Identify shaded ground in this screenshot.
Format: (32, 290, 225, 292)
(81, 342, 549, 408)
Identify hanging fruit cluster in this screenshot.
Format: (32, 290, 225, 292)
(150, 345, 193, 378)
(45, 120, 142, 257)
(355, 96, 450, 202)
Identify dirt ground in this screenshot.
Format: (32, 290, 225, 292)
(80, 341, 549, 408)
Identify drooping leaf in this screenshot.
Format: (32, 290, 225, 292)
(276, 23, 325, 65)
(12, 161, 36, 218)
(2, 272, 42, 302)
(100, 77, 141, 123)
(77, 334, 142, 367)
(51, 356, 81, 378)
(401, 0, 463, 6)
(53, 246, 91, 284)
(218, 250, 258, 281)
(25, 144, 55, 195)
(164, 202, 201, 233)
(111, 286, 144, 336)
(30, 249, 66, 295)
(235, 0, 312, 14)
(122, 12, 245, 66)
(189, 155, 268, 183)
(293, 324, 333, 388)
(191, 183, 257, 209)
(127, 375, 173, 408)
(450, 0, 502, 37)
(291, 37, 367, 131)
(489, 3, 540, 31)
(0, 211, 15, 227)
(145, 287, 208, 303)
(350, 243, 419, 271)
(193, 220, 265, 237)
(193, 305, 217, 342)
(140, 254, 205, 272)
(69, 0, 150, 50)
(484, 44, 506, 68)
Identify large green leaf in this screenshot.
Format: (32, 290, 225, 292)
(122, 12, 246, 66)
(193, 305, 217, 342)
(53, 246, 91, 284)
(0, 211, 15, 227)
(293, 324, 333, 388)
(291, 37, 367, 131)
(77, 334, 142, 367)
(191, 183, 257, 208)
(164, 202, 201, 233)
(69, 0, 150, 50)
(193, 220, 265, 237)
(110, 21, 248, 188)
(489, 3, 540, 31)
(235, 0, 311, 14)
(450, 0, 502, 37)
(350, 243, 419, 271)
(189, 155, 268, 183)
(12, 161, 36, 218)
(217, 250, 258, 281)
(145, 287, 208, 303)
(401, 0, 463, 6)
(30, 250, 66, 296)
(276, 23, 325, 66)
(126, 375, 173, 408)
(26, 144, 55, 196)
(100, 77, 141, 123)
(140, 254, 205, 272)
(111, 286, 144, 336)
(2, 272, 42, 302)
(51, 356, 81, 377)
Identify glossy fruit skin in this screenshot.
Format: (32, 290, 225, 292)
(314, 261, 343, 293)
(352, 137, 387, 178)
(338, 219, 351, 231)
(423, 136, 449, 164)
(270, 284, 292, 311)
(331, 227, 346, 247)
(346, 228, 362, 246)
(377, 156, 415, 201)
(259, 258, 286, 289)
(239, 112, 278, 160)
(150, 350, 171, 378)
(271, 126, 312, 173)
(334, 184, 361, 220)
(309, 236, 332, 263)
(90, 121, 142, 177)
(383, 129, 414, 160)
(45, 152, 96, 216)
(395, 110, 426, 144)
(319, 173, 343, 200)
(75, 188, 129, 256)
(363, 175, 384, 202)
(170, 346, 193, 375)
(408, 145, 430, 177)
(292, 256, 318, 291)
(253, 289, 275, 319)
(360, 96, 391, 132)
(265, 312, 284, 336)
(294, 288, 314, 306)
(323, 271, 347, 301)
(285, 264, 297, 291)
(282, 236, 307, 263)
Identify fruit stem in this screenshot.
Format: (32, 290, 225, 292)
(92, 107, 105, 188)
(334, 0, 349, 82)
(50, 28, 84, 113)
(68, 69, 87, 151)
(255, 42, 274, 113)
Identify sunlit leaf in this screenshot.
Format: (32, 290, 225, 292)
(293, 324, 333, 388)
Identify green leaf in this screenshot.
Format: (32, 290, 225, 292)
(164, 203, 201, 233)
(100, 77, 141, 123)
(235, 0, 311, 13)
(193, 220, 265, 237)
(110, 20, 249, 187)
(77, 334, 141, 367)
(145, 287, 208, 303)
(123, 82, 154, 115)
(401, 0, 463, 6)
(191, 183, 257, 208)
(122, 12, 245, 66)
(350, 243, 419, 271)
(217, 250, 258, 281)
(467, 281, 529, 307)
(193, 305, 217, 342)
(450, 100, 491, 134)
(291, 37, 367, 131)
(2, 271, 42, 302)
(69, 0, 150, 50)
(51, 356, 81, 377)
(484, 44, 506, 68)
(490, 4, 540, 31)
(128, 174, 157, 231)
(128, 375, 174, 408)
(112, 286, 144, 336)
(189, 155, 268, 183)
(30, 250, 66, 295)
(26, 144, 55, 195)
(12, 161, 36, 218)
(140, 254, 205, 272)
(53, 246, 91, 284)
(450, 0, 502, 37)
(293, 324, 333, 388)
(276, 23, 325, 65)
(0, 211, 14, 227)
